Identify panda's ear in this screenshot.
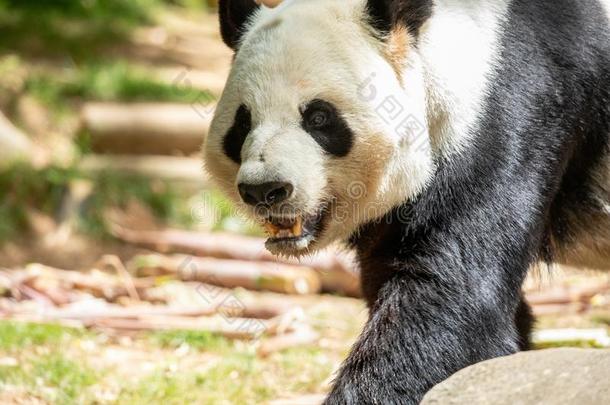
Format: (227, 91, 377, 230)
(219, 0, 260, 50)
(366, 0, 433, 36)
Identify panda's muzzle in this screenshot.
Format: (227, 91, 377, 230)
(236, 180, 329, 254)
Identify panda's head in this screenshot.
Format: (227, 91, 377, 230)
(205, 0, 435, 256)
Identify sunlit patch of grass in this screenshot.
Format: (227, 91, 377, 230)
(149, 330, 233, 352)
(115, 352, 270, 404)
(0, 0, 162, 58)
(0, 321, 85, 351)
(116, 370, 204, 405)
(272, 347, 334, 393)
(139, 333, 333, 403)
(0, 353, 100, 405)
(0, 322, 98, 404)
(26, 61, 215, 108)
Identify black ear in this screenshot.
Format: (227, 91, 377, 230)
(219, 0, 260, 50)
(366, 0, 433, 36)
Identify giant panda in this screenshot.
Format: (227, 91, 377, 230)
(204, 0, 610, 403)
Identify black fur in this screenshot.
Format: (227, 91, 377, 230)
(366, 0, 433, 36)
(326, 0, 609, 404)
(515, 296, 534, 351)
(301, 99, 354, 157)
(218, 0, 259, 49)
(223, 104, 252, 164)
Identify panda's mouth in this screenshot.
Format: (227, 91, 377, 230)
(262, 202, 329, 255)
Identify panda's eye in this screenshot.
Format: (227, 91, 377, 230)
(303, 100, 335, 130)
(308, 109, 330, 128)
(301, 99, 354, 157)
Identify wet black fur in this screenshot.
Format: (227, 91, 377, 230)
(217, 0, 609, 404)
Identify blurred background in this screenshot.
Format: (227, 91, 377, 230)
(0, 1, 608, 404)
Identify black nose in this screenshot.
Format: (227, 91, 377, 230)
(238, 182, 294, 207)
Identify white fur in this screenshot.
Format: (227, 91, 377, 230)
(417, 0, 511, 156)
(602, 0, 610, 20)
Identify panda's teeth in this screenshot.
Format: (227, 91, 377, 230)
(277, 229, 293, 238)
(264, 222, 281, 237)
(291, 217, 303, 237)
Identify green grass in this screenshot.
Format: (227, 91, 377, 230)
(0, 322, 97, 404)
(150, 330, 234, 352)
(0, 314, 342, 404)
(0, 163, 76, 241)
(26, 61, 215, 109)
(0, 0, 162, 58)
(0, 321, 85, 351)
(0, 353, 99, 404)
(0, 162, 194, 242)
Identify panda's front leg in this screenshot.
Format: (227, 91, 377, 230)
(325, 213, 535, 404)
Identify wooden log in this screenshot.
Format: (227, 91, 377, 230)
(115, 227, 360, 297)
(6, 301, 287, 321)
(530, 303, 588, 316)
(81, 102, 214, 155)
(88, 314, 291, 340)
(24, 264, 155, 303)
(131, 254, 322, 295)
(526, 284, 610, 306)
(79, 154, 208, 186)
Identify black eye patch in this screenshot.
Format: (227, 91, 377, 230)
(301, 99, 354, 157)
(223, 104, 252, 164)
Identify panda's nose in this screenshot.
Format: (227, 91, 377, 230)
(238, 182, 294, 207)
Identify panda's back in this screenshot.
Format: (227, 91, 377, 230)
(421, 0, 610, 269)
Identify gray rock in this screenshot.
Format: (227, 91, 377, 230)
(421, 349, 610, 405)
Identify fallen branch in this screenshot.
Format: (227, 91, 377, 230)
(96, 255, 140, 301)
(88, 316, 272, 340)
(23, 264, 155, 303)
(526, 283, 610, 306)
(530, 303, 588, 316)
(131, 254, 322, 295)
(115, 227, 360, 296)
